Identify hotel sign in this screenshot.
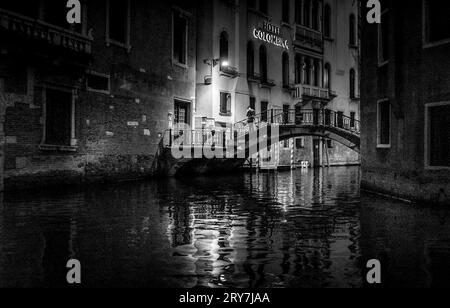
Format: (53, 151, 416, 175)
(253, 21, 289, 50)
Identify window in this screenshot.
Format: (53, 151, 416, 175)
(313, 59, 320, 87)
(296, 138, 305, 149)
(304, 58, 311, 85)
(282, 52, 290, 87)
(260, 0, 268, 15)
(324, 4, 331, 38)
(44, 88, 73, 146)
(173, 12, 188, 65)
(247, 42, 255, 77)
(295, 54, 302, 84)
(249, 97, 256, 110)
(312, 1, 319, 31)
(295, 0, 302, 24)
(174, 100, 191, 126)
(426, 103, 450, 168)
(220, 32, 229, 65)
(349, 14, 356, 46)
(350, 112, 356, 128)
(282, 0, 290, 23)
(324, 63, 331, 89)
(86, 72, 110, 94)
(259, 45, 268, 83)
(425, 0, 450, 45)
(261, 101, 269, 122)
(378, 10, 389, 65)
(220, 92, 231, 116)
(377, 100, 391, 147)
(303, 0, 311, 27)
(350, 69, 356, 98)
(107, 0, 130, 46)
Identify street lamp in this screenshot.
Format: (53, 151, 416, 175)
(203, 58, 228, 85)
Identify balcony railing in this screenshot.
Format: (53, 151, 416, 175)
(0, 9, 92, 55)
(293, 84, 330, 100)
(220, 65, 239, 78)
(294, 24, 324, 52)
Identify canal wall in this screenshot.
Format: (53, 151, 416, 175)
(0, 1, 197, 191)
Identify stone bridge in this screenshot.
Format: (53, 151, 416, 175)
(154, 109, 360, 176)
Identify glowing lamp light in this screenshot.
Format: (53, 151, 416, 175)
(221, 61, 229, 67)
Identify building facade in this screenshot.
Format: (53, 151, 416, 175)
(194, 0, 361, 169)
(0, 0, 197, 190)
(361, 0, 450, 203)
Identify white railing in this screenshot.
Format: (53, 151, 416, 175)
(293, 84, 330, 100)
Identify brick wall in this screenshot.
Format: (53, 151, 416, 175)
(0, 1, 197, 190)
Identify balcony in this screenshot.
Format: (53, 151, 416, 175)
(294, 24, 324, 54)
(260, 78, 276, 88)
(220, 65, 239, 78)
(0, 9, 92, 55)
(293, 84, 331, 101)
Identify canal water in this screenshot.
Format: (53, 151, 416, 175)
(1, 167, 450, 288)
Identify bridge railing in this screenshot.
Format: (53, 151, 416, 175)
(160, 108, 360, 149)
(162, 128, 231, 149)
(235, 108, 360, 135)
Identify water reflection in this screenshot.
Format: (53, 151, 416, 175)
(0, 167, 449, 288)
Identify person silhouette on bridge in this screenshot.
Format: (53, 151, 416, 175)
(246, 106, 256, 133)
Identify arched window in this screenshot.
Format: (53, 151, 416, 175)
(349, 14, 356, 46)
(324, 4, 331, 38)
(220, 31, 229, 64)
(260, 45, 268, 82)
(350, 68, 356, 98)
(313, 59, 320, 87)
(295, 0, 302, 24)
(282, 52, 290, 87)
(324, 63, 331, 89)
(304, 58, 311, 85)
(312, 0, 319, 31)
(282, 0, 290, 23)
(295, 54, 302, 84)
(247, 42, 255, 78)
(259, 0, 268, 15)
(303, 0, 311, 27)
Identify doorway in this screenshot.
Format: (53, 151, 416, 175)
(174, 100, 191, 127)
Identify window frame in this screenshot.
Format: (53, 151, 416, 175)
(86, 71, 111, 95)
(377, 98, 391, 149)
(323, 4, 332, 39)
(422, 0, 450, 49)
(172, 10, 189, 68)
(424, 101, 450, 170)
(40, 85, 77, 150)
(349, 14, 357, 47)
(219, 91, 232, 117)
(106, 0, 131, 51)
(378, 9, 389, 67)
